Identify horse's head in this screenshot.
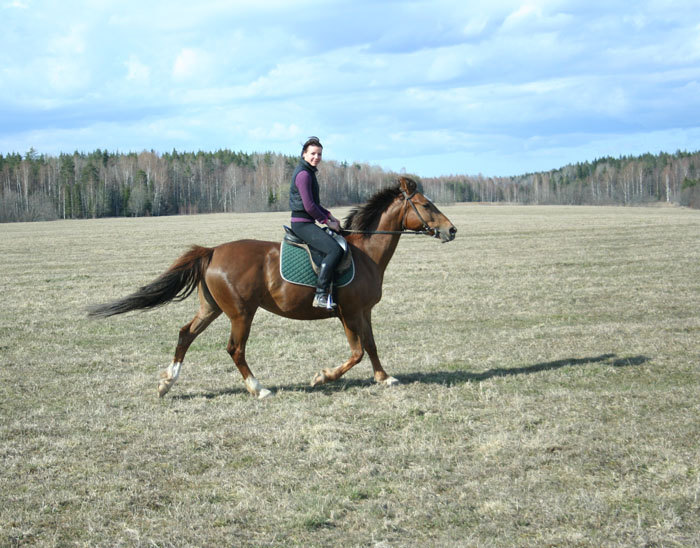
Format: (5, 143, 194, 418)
(399, 177, 457, 242)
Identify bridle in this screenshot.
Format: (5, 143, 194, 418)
(342, 190, 436, 237)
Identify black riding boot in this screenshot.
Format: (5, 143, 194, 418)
(313, 261, 337, 309)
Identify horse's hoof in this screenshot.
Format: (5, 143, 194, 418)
(158, 378, 174, 397)
(158, 362, 181, 397)
(383, 376, 399, 387)
(245, 376, 272, 399)
(311, 371, 326, 387)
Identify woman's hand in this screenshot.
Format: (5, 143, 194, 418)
(327, 218, 341, 232)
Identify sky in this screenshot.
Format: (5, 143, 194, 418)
(2, 1, 700, 177)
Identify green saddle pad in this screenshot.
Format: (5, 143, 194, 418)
(280, 240, 355, 288)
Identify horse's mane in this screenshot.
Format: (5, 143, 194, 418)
(343, 184, 403, 236)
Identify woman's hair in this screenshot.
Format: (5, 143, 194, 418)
(301, 136, 323, 156)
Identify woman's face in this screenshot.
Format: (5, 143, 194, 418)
(303, 145, 323, 167)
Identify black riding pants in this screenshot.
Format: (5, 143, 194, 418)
(291, 222, 344, 289)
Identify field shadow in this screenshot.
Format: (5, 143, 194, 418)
(398, 353, 651, 386)
(277, 378, 375, 394)
(172, 377, 375, 400)
(171, 387, 247, 401)
(171, 354, 651, 399)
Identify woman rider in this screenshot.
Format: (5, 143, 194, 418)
(289, 136, 343, 309)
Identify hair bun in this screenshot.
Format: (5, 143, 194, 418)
(301, 136, 323, 156)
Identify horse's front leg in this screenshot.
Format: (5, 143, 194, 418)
(311, 316, 364, 387)
(310, 311, 398, 387)
(361, 310, 399, 386)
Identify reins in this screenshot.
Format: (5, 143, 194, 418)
(341, 229, 428, 235)
(341, 190, 436, 237)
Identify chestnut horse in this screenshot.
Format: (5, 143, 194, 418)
(88, 177, 456, 398)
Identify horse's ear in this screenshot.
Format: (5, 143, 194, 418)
(399, 177, 417, 194)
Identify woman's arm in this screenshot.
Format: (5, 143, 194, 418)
(295, 171, 331, 223)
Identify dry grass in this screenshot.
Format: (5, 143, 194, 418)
(1, 205, 699, 547)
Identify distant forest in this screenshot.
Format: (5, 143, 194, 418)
(1, 147, 699, 222)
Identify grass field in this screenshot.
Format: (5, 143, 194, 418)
(1, 204, 699, 547)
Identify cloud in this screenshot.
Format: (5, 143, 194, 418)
(173, 48, 210, 81)
(47, 60, 90, 93)
(125, 56, 150, 83)
(248, 123, 302, 141)
(49, 24, 86, 55)
(1, 1, 699, 176)
(502, 4, 541, 28)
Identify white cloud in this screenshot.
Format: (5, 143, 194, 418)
(503, 4, 540, 28)
(248, 123, 302, 141)
(1, 1, 699, 176)
(47, 59, 90, 93)
(125, 56, 150, 83)
(49, 25, 86, 55)
(172, 48, 212, 82)
(426, 45, 473, 82)
(462, 16, 490, 38)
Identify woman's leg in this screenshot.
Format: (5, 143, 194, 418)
(291, 222, 344, 308)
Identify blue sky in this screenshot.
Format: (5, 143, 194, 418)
(2, 0, 699, 177)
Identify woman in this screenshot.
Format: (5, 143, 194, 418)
(289, 136, 343, 309)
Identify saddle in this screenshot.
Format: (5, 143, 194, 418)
(282, 226, 353, 274)
(280, 226, 355, 288)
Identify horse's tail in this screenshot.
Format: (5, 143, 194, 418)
(87, 245, 214, 318)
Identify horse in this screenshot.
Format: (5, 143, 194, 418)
(87, 177, 457, 399)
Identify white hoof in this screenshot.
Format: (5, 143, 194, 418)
(310, 371, 326, 387)
(245, 376, 271, 399)
(383, 376, 399, 387)
(158, 361, 181, 397)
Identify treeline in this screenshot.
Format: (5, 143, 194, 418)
(2, 148, 699, 222)
(423, 150, 700, 208)
(0, 148, 395, 222)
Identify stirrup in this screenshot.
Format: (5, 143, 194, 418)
(312, 292, 336, 310)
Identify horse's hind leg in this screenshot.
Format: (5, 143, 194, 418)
(158, 290, 221, 397)
(226, 313, 272, 400)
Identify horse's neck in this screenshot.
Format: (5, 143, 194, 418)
(353, 204, 403, 272)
